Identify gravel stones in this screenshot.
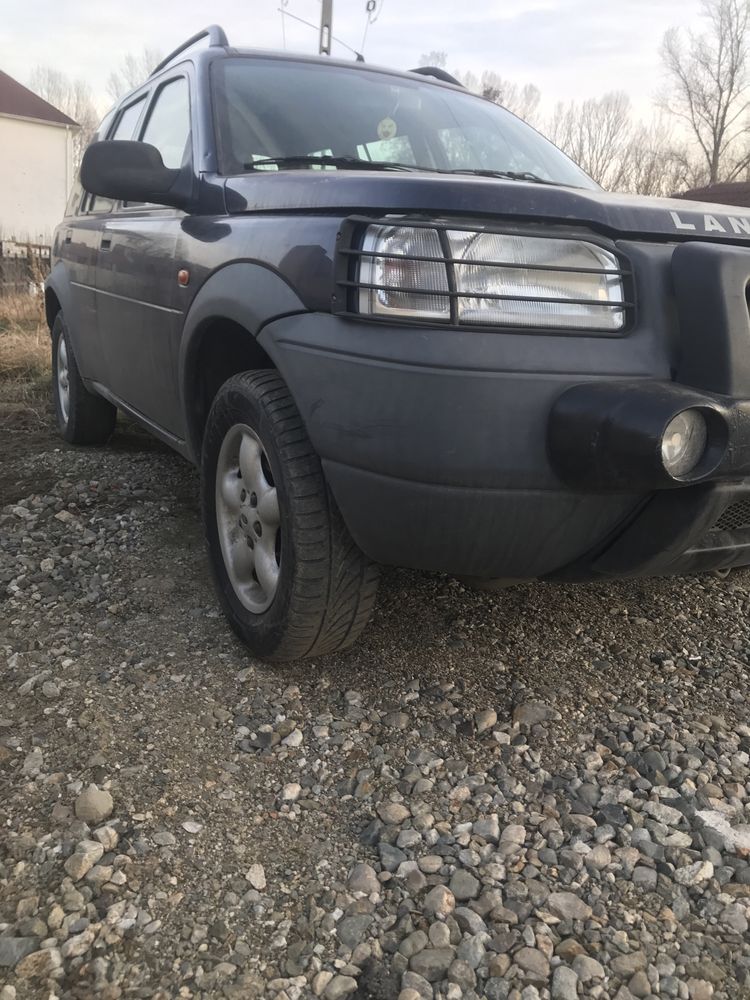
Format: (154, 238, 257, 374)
(74, 783, 113, 823)
(63, 839, 104, 880)
(448, 869, 480, 900)
(514, 946, 550, 982)
(675, 860, 715, 886)
(0, 938, 39, 968)
(3, 412, 750, 1000)
(546, 891, 593, 921)
(245, 864, 267, 890)
(474, 709, 497, 733)
(552, 965, 579, 1000)
(409, 947, 456, 982)
(14, 948, 61, 980)
(572, 954, 605, 983)
(611, 951, 648, 977)
(347, 862, 380, 895)
(473, 815, 500, 843)
(687, 980, 715, 1000)
(377, 801, 411, 824)
(323, 974, 358, 998)
(423, 884, 455, 918)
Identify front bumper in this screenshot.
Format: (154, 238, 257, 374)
(259, 237, 750, 581)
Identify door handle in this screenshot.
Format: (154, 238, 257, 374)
(100, 237, 112, 251)
(64, 229, 72, 245)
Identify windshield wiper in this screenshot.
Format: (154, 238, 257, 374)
(243, 155, 417, 172)
(446, 168, 561, 185)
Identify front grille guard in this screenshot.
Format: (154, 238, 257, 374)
(333, 215, 636, 334)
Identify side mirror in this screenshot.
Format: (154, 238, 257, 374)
(80, 141, 191, 210)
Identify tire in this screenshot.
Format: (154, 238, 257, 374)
(51, 312, 117, 445)
(201, 370, 380, 661)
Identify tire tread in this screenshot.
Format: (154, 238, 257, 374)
(202, 370, 379, 661)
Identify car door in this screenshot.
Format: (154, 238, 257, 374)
(94, 74, 193, 435)
(55, 109, 116, 382)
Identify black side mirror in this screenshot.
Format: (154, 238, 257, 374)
(80, 141, 191, 210)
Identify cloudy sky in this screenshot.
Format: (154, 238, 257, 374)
(1, 0, 706, 117)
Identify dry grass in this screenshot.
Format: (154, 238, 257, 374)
(0, 293, 51, 428)
(0, 293, 50, 380)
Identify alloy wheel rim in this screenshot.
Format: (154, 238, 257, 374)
(215, 423, 281, 613)
(57, 336, 70, 423)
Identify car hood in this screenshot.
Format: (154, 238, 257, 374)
(223, 171, 750, 243)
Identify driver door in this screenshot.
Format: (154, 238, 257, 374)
(94, 76, 192, 435)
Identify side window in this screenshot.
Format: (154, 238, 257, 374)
(140, 78, 191, 168)
(65, 178, 84, 217)
(111, 96, 148, 141)
(74, 109, 115, 216)
(86, 96, 148, 214)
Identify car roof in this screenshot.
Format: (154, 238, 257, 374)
(153, 44, 467, 95)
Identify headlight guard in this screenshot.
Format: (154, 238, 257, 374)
(334, 216, 634, 334)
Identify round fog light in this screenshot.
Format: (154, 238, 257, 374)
(661, 410, 708, 478)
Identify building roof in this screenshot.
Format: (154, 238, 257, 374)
(677, 182, 750, 209)
(0, 69, 77, 127)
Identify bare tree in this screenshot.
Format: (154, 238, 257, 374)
(619, 118, 702, 196)
(418, 51, 448, 69)
(27, 66, 99, 169)
(546, 92, 634, 189)
(455, 69, 541, 124)
(661, 0, 750, 184)
(106, 47, 163, 101)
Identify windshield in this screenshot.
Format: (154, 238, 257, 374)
(211, 58, 598, 190)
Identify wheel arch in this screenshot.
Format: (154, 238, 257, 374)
(179, 262, 308, 462)
(44, 263, 75, 332)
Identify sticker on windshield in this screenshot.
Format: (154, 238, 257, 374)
(377, 117, 398, 141)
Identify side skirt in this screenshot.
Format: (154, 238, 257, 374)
(86, 380, 195, 464)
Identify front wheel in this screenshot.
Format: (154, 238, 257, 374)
(201, 371, 380, 661)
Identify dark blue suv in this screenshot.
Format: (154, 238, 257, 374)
(46, 25, 750, 659)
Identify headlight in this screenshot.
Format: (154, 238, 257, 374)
(358, 226, 450, 320)
(356, 224, 627, 331)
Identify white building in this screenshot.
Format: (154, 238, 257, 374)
(0, 69, 77, 245)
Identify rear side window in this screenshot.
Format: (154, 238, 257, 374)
(140, 77, 191, 168)
(111, 96, 147, 141)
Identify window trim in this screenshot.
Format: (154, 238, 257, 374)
(109, 93, 150, 142)
(106, 73, 194, 215)
(137, 73, 193, 169)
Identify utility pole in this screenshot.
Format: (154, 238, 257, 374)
(319, 0, 333, 55)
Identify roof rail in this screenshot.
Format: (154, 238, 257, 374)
(150, 25, 229, 78)
(410, 66, 464, 87)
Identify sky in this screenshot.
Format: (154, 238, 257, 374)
(0, 0, 707, 119)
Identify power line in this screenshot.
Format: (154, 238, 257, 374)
(360, 0, 385, 57)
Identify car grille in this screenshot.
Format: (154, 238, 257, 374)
(713, 498, 750, 532)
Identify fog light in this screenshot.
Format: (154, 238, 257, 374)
(661, 410, 708, 478)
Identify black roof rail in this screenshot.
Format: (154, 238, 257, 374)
(150, 25, 229, 78)
(410, 66, 465, 87)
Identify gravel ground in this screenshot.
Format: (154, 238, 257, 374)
(3, 403, 750, 1000)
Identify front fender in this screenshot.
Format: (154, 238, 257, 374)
(178, 261, 308, 460)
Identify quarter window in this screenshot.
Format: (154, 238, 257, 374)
(111, 96, 147, 141)
(140, 78, 191, 168)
